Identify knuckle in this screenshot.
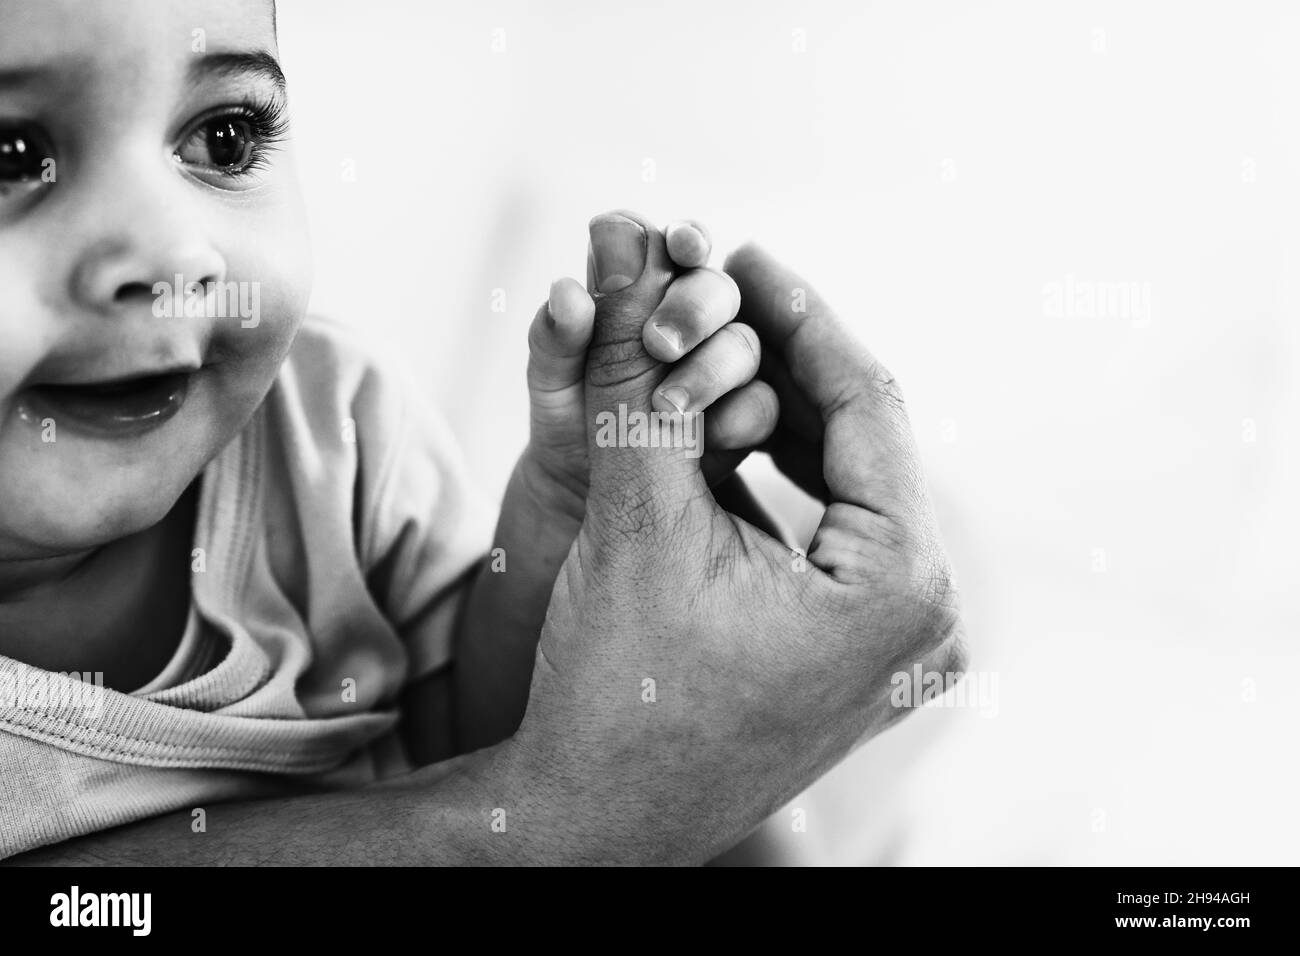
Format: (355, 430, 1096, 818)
(936, 627, 970, 678)
(585, 342, 661, 392)
(869, 360, 906, 410)
(587, 304, 660, 389)
(526, 357, 561, 395)
(896, 536, 962, 657)
(527, 353, 582, 398)
(829, 519, 962, 667)
(688, 356, 726, 394)
(661, 271, 736, 331)
(665, 286, 712, 330)
(524, 358, 553, 394)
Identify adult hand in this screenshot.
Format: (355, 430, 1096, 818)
(503, 211, 966, 864)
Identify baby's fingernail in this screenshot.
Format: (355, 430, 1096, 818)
(659, 386, 690, 413)
(547, 278, 575, 326)
(589, 215, 646, 295)
(651, 322, 682, 356)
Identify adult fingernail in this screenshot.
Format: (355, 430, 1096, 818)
(589, 215, 646, 295)
(651, 322, 682, 356)
(659, 385, 690, 413)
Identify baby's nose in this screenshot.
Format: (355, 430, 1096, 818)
(61, 150, 228, 317)
(71, 235, 226, 315)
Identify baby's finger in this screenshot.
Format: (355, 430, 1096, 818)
(664, 220, 712, 269)
(642, 267, 742, 363)
(652, 322, 760, 415)
(703, 378, 780, 450)
(526, 277, 595, 402)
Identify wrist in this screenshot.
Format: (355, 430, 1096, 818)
(482, 728, 632, 865)
(404, 730, 613, 865)
(494, 718, 725, 866)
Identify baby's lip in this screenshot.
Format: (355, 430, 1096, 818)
(29, 363, 202, 389)
(19, 368, 196, 439)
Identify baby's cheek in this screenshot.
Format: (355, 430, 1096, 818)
(219, 201, 313, 367)
(189, 161, 314, 431)
(0, 257, 53, 413)
(0, 321, 41, 399)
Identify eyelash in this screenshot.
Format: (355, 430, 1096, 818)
(181, 96, 290, 179)
(0, 96, 290, 204)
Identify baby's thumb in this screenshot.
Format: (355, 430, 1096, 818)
(584, 211, 708, 535)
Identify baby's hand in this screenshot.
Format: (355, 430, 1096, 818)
(521, 213, 779, 524)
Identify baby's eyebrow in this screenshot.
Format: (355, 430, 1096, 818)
(0, 64, 60, 92)
(186, 51, 286, 95)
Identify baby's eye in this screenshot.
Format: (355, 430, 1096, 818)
(175, 115, 256, 172)
(0, 123, 54, 189)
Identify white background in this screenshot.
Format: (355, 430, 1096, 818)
(279, 0, 1299, 864)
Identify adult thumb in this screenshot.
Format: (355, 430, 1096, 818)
(584, 210, 708, 533)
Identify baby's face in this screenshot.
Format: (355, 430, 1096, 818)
(0, 0, 310, 560)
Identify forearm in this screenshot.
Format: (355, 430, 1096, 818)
(452, 456, 583, 752)
(5, 742, 540, 866)
(5, 733, 734, 866)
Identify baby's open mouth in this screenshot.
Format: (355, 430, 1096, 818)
(21, 371, 192, 438)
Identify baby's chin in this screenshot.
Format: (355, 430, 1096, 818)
(0, 389, 230, 558)
(0, 456, 201, 559)
(5, 495, 177, 561)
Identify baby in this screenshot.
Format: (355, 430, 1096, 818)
(0, 0, 781, 858)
